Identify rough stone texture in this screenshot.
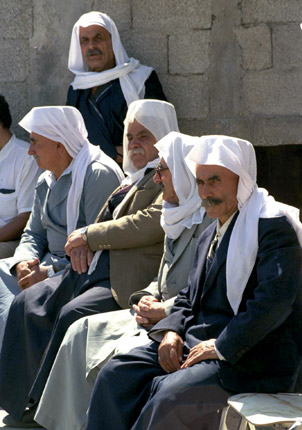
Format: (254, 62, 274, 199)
(169, 30, 211, 75)
(0, 0, 32, 38)
(235, 24, 272, 71)
(273, 23, 302, 70)
(122, 31, 168, 74)
(254, 117, 302, 146)
(132, 0, 212, 31)
(242, 0, 302, 24)
(243, 70, 302, 115)
(1, 0, 302, 147)
(160, 75, 209, 119)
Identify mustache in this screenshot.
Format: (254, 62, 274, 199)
(129, 148, 144, 157)
(201, 198, 223, 207)
(86, 48, 102, 57)
(32, 155, 39, 161)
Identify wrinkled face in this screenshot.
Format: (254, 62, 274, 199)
(196, 164, 239, 225)
(28, 132, 61, 174)
(79, 25, 115, 72)
(153, 158, 179, 205)
(126, 120, 158, 169)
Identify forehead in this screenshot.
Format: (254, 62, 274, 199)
(196, 164, 238, 181)
(127, 119, 152, 136)
(79, 25, 111, 39)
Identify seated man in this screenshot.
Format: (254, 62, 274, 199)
(67, 11, 167, 162)
(34, 132, 213, 430)
(0, 95, 40, 258)
(0, 99, 179, 428)
(0, 105, 123, 344)
(85, 135, 302, 430)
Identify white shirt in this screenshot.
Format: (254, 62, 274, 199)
(0, 134, 40, 227)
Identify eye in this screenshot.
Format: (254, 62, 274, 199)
(196, 179, 204, 185)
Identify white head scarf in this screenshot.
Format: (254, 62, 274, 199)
(122, 99, 179, 185)
(187, 135, 302, 314)
(19, 106, 124, 235)
(155, 132, 205, 239)
(68, 11, 153, 105)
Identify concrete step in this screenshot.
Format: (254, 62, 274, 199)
(0, 409, 38, 429)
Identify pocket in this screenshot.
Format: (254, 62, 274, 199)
(0, 191, 18, 221)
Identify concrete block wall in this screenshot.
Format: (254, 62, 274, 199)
(1, 0, 302, 146)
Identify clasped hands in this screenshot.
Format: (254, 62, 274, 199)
(157, 331, 218, 373)
(16, 258, 50, 290)
(64, 228, 93, 274)
(133, 295, 166, 328)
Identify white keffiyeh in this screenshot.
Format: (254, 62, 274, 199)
(155, 132, 205, 239)
(187, 135, 302, 314)
(121, 99, 179, 185)
(68, 11, 153, 106)
(19, 106, 124, 235)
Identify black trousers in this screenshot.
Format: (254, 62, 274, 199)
(0, 253, 121, 419)
(86, 341, 230, 430)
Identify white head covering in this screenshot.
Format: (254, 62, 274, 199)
(187, 135, 302, 314)
(155, 132, 205, 239)
(68, 11, 153, 105)
(19, 106, 124, 235)
(122, 99, 179, 185)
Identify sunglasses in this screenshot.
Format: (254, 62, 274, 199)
(155, 165, 169, 179)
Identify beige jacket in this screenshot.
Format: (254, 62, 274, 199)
(87, 170, 164, 308)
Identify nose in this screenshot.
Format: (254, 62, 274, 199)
(128, 137, 140, 149)
(28, 142, 35, 156)
(199, 183, 212, 200)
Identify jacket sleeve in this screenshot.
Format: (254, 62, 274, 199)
(216, 216, 302, 364)
(86, 191, 164, 251)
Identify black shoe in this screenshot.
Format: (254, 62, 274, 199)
(3, 407, 43, 428)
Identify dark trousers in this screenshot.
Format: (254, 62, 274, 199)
(0, 253, 121, 419)
(86, 342, 230, 430)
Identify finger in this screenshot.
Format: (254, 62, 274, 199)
(27, 258, 40, 268)
(135, 315, 150, 325)
(87, 249, 94, 266)
(80, 249, 88, 274)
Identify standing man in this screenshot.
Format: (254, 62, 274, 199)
(67, 11, 167, 163)
(85, 135, 302, 430)
(0, 105, 123, 345)
(0, 95, 40, 258)
(0, 100, 178, 428)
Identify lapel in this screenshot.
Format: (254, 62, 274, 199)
(114, 170, 155, 218)
(169, 224, 199, 269)
(46, 175, 70, 212)
(200, 213, 238, 301)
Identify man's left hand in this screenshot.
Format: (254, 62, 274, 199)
(18, 263, 49, 290)
(133, 296, 166, 327)
(180, 339, 218, 369)
(65, 228, 89, 256)
(70, 245, 94, 274)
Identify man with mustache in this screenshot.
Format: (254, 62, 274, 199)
(0, 99, 178, 429)
(67, 11, 167, 163)
(85, 135, 302, 430)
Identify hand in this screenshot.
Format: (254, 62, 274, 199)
(180, 339, 218, 369)
(65, 228, 89, 256)
(133, 296, 166, 328)
(18, 262, 49, 290)
(16, 259, 37, 281)
(158, 331, 183, 373)
(70, 245, 94, 274)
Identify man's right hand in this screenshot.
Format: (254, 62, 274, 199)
(16, 259, 39, 282)
(158, 331, 184, 373)
(70, 245, 94, 274)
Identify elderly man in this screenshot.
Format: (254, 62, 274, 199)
(85, 135, 302, 430)
(34, 132, 213, 430)
(67, 11, 167, 162)
(0, 95, 40, 258)
(0, 99, 179, 428)
(0, 106, 122, 345)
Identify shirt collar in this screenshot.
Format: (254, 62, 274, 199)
(44, 159, 74, 190)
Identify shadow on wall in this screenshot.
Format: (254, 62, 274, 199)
(255, 145, 302, 220)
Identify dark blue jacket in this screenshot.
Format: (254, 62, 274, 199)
(67, 70, 167, 160)
(150, 215, 302, 394)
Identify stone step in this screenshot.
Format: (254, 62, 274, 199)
(0, 409, 38, 429)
